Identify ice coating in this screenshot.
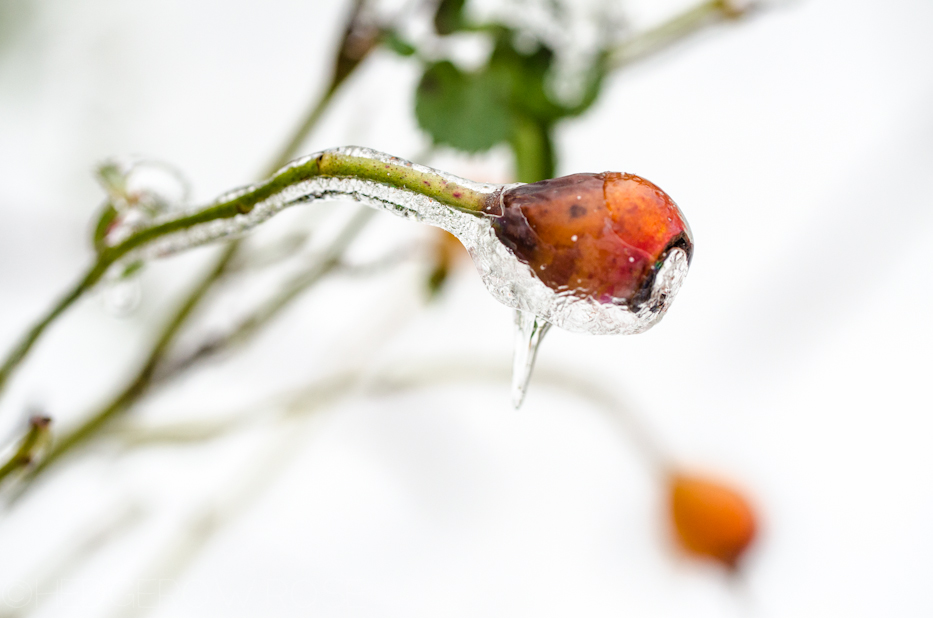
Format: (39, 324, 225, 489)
(116, 147, 690, 335)
(490, 173, 693, 308)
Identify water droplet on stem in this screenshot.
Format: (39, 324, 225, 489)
(102, 278, 142, 317)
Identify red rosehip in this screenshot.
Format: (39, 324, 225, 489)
(668, 472, 757, 569)
(486, 172, 692, 307)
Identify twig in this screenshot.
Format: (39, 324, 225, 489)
(28, 250, 232, 479)
(368, 360, 673, 473)
(0, 0, 383, 404)
(0, 150, 488, 406)
(155, 208, 376, 380)
(0, 415, 51, 487)
(610, 0, 753, 69)
(0, 0, 410, 483)
(264, 0, 380, 175)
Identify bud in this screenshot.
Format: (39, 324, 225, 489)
(486, 172, 692, 308)
(668, 472, 757, 569)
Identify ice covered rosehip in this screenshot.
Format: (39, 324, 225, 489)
(485, 172, 692, 308)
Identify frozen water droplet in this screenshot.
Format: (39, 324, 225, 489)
(102, 278, 141, 317)
(512, 309, 551, 409)
(97, 157, 192, 247)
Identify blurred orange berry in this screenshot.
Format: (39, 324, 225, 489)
(668, 472, 757, 569)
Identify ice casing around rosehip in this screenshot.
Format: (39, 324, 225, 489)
(478, 171, 693, 335)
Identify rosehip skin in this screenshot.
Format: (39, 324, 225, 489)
(669, 474, 757, 569)
(486, 172, 693, 307)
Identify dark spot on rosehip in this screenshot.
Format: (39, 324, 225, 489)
(569, 204, 586, 219)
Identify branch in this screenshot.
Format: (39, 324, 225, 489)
(0, 0, 386, 404)
(0, 415, 51, 487)
(610, 0, 754, 70)
(155, 207, 376, 380)
(0, 148, 493, 403)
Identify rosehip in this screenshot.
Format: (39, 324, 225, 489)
(668, 472, 757, 569)
(486, 172, 692, 307)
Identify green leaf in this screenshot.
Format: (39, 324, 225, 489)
(434, 0, 466, 35)
(488, 36, 563, 123)
(382, 30, 417, 57)
(415, 61, 514, 152)
(121, 260, 144, 279)
(92, 202, 118, 254)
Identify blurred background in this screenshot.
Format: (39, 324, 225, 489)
(1, 0, 933, 615)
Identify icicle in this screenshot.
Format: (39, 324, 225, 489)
(512, 309, 552, 409)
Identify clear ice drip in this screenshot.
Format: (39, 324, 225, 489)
(120, 146, 690, 338)
(512, 310, 551, 409)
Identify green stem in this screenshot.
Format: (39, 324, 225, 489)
(0, 150, 490, 404)
(610, 0, 749, 69)
(0, 415, 50, 486)
(155, 208, 376, 380)
(0, 0, 381, 405)
(265, 88, 338, 177)
(510, 117, 556, 183)
(110, 149, 490, 270)
(263, 0, 379, 176)
(17, 149, 487, 482)
(0, 4, 388, 489)
(0, 264, 107, 396)
(31, 248, 232, 477)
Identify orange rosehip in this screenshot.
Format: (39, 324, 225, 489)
(668, 472, 757, 569)
(486, 172, 692, 307)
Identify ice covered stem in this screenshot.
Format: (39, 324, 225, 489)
(0, 148, 493, 397)
(0, 147, 694, 403)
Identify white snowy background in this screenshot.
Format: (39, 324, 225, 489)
(1, 0, 932, 616)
